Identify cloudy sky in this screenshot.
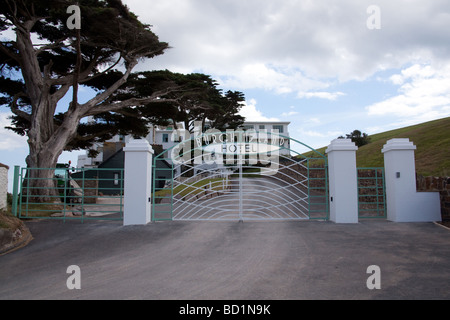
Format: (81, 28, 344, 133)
(1, 0, 450, 187)
(128, 0, 450, 146)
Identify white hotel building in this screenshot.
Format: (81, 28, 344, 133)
(77, 121, 291, 168)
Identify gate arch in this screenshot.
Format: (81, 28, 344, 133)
(152, 130, 329, 221)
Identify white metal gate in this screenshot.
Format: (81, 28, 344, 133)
(152, 131, 328, 221)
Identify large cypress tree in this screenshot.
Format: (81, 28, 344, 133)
(0, 0, 172, 199)
(0, 1, 246, 201)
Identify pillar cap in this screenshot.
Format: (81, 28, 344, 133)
(326, 139, 358, 153)
(382, 138, 416, 153)
(123, 139, 154, 154)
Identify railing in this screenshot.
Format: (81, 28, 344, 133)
(357, 167, 386, 219)
(11, 166, 124, 222)
(152, 140, 329, 222)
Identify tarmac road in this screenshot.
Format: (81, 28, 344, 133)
(0, 219, 449, 300)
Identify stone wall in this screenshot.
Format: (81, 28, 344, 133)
(416, 176, 450, 221)
(0, 164, 8, 211)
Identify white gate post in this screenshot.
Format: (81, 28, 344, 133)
(0, 163, 8, 211)
(326, 139, 359, 223)
(382, 139, 441, 222)
(123, 139, 154, 226)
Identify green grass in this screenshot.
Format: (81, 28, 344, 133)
(154, 178, 228, 198)
(17, 203, 66, 218)
(356, 117, 450, 176)
(0, 208, 22, 231)
(0, 196, 17, 229)
(303, 117, 450, 176)
(231, 167, 261, 178)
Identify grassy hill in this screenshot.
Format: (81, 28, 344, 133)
(306, 117, 450, 176)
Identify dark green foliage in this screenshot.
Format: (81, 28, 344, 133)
(339, 130, 371, 147)
(117, 70, 246, 133)
(0, 0, 245, 172)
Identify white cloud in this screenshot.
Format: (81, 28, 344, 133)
(389, 74, 405, 85)
(281, 111, 299, 117)
(389, 64, 436, 85)
(298, 129, 344, 139)
(0, 113, 28, 151)
(127, 0, 450, 88)
(297, 91, 346, 101)
(120, 0, 450, 151)
(219, 63, 328, 96)
(239, 99, 279, 122)
(366, 64, 450, 121)
(308, 118, 321, 125)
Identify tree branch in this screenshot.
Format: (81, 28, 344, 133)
(0, 41, 21, 63)
(84, 81, 190, 117)
(84, 96, 180, 117)
(50, 50, 103, 86)
(71, 129, 117, 143)
(78, 54, 122, 84)
(35, 38, 67, 56)
(10, 92, 31, 121)
(79, 58, 139, 115)
(71, 29, 82, 112)
(43, 59, 53, 80)
(50, 82, 72, 106)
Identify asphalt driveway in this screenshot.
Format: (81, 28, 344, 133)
(0, 219, 449, 300)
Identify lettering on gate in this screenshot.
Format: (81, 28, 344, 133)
(170, 121, 284, 174)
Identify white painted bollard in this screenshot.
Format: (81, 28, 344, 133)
(326, 139, 359, 223)
(123, 139, 154, 226)
(382, 139, 441, 222)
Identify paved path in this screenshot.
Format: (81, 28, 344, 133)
(0, 219, 449, 300)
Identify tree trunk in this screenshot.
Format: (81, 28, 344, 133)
(24, 97, 81, 203)
(24, 155, 60, 204)
(24, 133, 78, 203)
(10, 13, 150, 203)
(14, 25, 83, 202)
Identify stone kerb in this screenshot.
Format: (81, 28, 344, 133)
(382, 138, 441, 222)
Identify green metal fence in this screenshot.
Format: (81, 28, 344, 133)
(357, 167, 386, 219)
(12, 166, 124, 222)
(152, 156, 174, 222)
(308, 163, 329, 220)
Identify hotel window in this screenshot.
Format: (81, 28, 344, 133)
(114, 173, 120, 186)
(259, 125, 265, 130)
(162, 133, 169, 143)
(273, 125, 284, 133)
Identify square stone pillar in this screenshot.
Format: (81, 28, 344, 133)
(123, 139, 154, 226)
(326, 139, 359, 223)
(382, 139, 441, 222)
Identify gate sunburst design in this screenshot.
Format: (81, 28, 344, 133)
(152, 131, 328, 222)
